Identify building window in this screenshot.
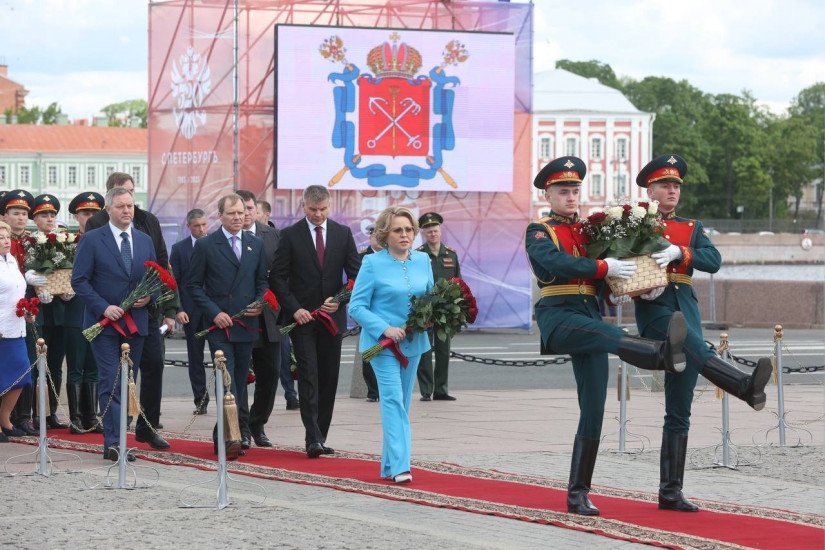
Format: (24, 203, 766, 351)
(616, 137, 628, 161)
(48, 165, 58, 186)
(87, 166, 96, 186)
(590, 137, 603, 160)
(106, 165, 116, 178)
(615, 174, 628, 198)
(591, 174, 603, 196)
(0, 166, 6, 185)
(19, 166, 30, 186)
(565, 137, 578, 157)
(539, 137, 552, 159)
(132, 166, 142, 186)
(68, 166, 77, 186)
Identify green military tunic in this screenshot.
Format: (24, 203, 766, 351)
(416, 243, 461, 398)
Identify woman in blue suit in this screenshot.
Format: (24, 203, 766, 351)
(349, 207, 433, 483)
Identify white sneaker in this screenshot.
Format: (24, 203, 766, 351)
(393, 471, 412, 483)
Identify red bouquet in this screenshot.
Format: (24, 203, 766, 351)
(16, 297, 41, 338)
(196, 289, 280, 339)
(83, 261, 178, 342)
(279, 279, 355, 336)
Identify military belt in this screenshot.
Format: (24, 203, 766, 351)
(667, 273, 692, 285)
(540, 284, 597, 297)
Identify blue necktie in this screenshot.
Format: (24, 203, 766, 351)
(120, 232, 132, 274)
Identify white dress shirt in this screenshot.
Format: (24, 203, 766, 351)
(109, 222, 133, 252)
(221, 226, 243, 258)
(306, 218, 327, 250)
(0, 253, 27, 338)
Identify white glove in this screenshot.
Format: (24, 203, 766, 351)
(59, 292, 76, 301)
(605, 258, 637, 279)
(38, 291, 54, 304)
(609, 293, 632, 305)
(25, 270, 48, 286)
(651, 244, 683, 268)
(639, 286, 665, 301)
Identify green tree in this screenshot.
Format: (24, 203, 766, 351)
(16, 104, 41, 124)
(764, 113, 819, 220)
(554, 59, 621, 90)
(101, 99, 147, 128)
(40, 102, 64, 125)
(789, 82, 825, 226)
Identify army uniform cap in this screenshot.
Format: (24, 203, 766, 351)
(636, 154, 687, 188)
(419, 212, 443, 228)
(69, 191, 105, 214)
(0, 189, 34, 215)
(533, 156, 586, 189)
(31, 193, 61, 218)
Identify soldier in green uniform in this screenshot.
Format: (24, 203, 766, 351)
(416, 212, 461, 401)
(30, 193, 70, 429)
(526, 156, 690, 516)
(634, 154, 772, 512)
(64, 192, 105, 433)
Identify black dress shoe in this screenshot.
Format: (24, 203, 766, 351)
(2, 426, 25, 437)
(306, 442, 324, 458)
(17, 420, 38, 435)
(366, 396, 378, 402)
(252, 430, 272, 447)
(135, 432, 171, 450)
(103, 446, 136, 462)
(46, 414, 69, 429)
(213, 440, 243, 460)
(241, 434, 252, 449)
(0, 433, 7, 443)
(433, 393, 457, 401)
(321, 444, 335, 455)
(420, 395, 431, 402)
(193, 406, 208, 415)
(286, 399, 300, 410)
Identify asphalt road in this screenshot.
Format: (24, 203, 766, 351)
(158, 325, 824, 399)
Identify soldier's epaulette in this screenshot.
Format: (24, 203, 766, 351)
(444, 245, 455, 253)
(416, 244, 426, 252)
(534, 216, 551, 224)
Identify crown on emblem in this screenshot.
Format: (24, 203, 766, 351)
(367, 32, 422, 78)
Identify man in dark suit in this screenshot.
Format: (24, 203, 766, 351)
(170, 209, 210, 415)
(85, 172, 173, 449)
(269, 185, 360, 458)
(188, 193, 268, 459)
(72, 187, 156, 461)
(237, 190, 281, 448)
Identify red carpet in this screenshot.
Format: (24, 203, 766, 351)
(25, 430, 825, 550)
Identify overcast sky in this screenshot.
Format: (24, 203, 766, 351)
(1, 0, 822, 119)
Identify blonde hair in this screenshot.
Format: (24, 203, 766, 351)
(373, 207, 419, 248)
(0, 220, 10, 234)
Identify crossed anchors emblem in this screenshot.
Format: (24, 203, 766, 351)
(365, 95, 423, 151)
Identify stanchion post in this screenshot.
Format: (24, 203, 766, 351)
(117, 344, 130, 488)
(36, 339, 49, 477)
(214, 350, 228, 510)
(718, 333, 731, 468)
(774, 325, 786, 447)
(615, 304, 627, 452)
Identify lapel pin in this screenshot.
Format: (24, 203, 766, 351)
(247, 246, 252, 251)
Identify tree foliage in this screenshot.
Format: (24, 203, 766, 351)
(101, 99, 147, 128)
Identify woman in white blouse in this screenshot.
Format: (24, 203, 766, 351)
(0, 220, 32, 440)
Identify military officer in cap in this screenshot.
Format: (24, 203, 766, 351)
(63, 192, 106, 433)
(634, 154, 772, 512)
(30, 193, 71, 429)
(416, 212, 461, 401)
(526, 156, 693, 516)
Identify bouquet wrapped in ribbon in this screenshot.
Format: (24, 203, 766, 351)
(83, 261, 178, 342)
(16, 297, 41, 338)
(361, 277, 478, 365)
(279, 279, 355, 336)
(196, 289, 279, 339)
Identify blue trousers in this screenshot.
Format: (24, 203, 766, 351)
(371, 352, 421, 479)
(279, 335, 298, 402)
(91, 332, 145, 448)
(206, 338, 253, 433)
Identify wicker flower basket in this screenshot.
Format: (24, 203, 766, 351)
(34, 268, 75, 296)
(606, 255, 668, 297)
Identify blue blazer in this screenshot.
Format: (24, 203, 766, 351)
(170, 236, 204, 328)
(349, 249, 433, 358)
(187, 228, 268, 343)
(71, 225, 157, 337)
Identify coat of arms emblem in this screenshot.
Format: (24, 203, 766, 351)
(171, 46, 212, 140)
(320, 32, 468, 188)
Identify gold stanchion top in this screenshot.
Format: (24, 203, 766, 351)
(774, 324, 783, 340)
(36, 338, 45, 346)
(718, 333, 729, 354)
(121, 343, 130, 352)
(215, 350, 225, 359)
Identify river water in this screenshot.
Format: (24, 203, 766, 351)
(692, 264, 825, 281)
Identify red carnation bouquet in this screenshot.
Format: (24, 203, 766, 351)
(16, 297, 41, 338)
(196, 289, 280, 339)
(83, 261, 178, 342)
(361, 277, 478, 365)
(279, 279, 355, 336)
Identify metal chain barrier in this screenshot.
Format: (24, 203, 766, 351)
(705, 340, 823, 374)
(0, 360, 36, 399)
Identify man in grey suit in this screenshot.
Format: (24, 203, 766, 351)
(236, 190, 282, 448)
(188, 193, 268, 459)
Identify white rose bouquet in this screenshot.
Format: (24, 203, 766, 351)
(578, 201, 669, 259)
(23, 230, 81, 273)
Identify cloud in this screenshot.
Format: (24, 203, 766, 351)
(20, 70, 147, 119)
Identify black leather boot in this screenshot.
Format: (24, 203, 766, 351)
(702, 356, 772, 411)
(81, 383, 104, 433)
(66, 383, 83, 434)
(13, 386, 37, 435)
(658, 431, 699, 512)
(46, 384, 68, 429)
(567, 435, 600, 515)
(617, 312, 687, 373)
